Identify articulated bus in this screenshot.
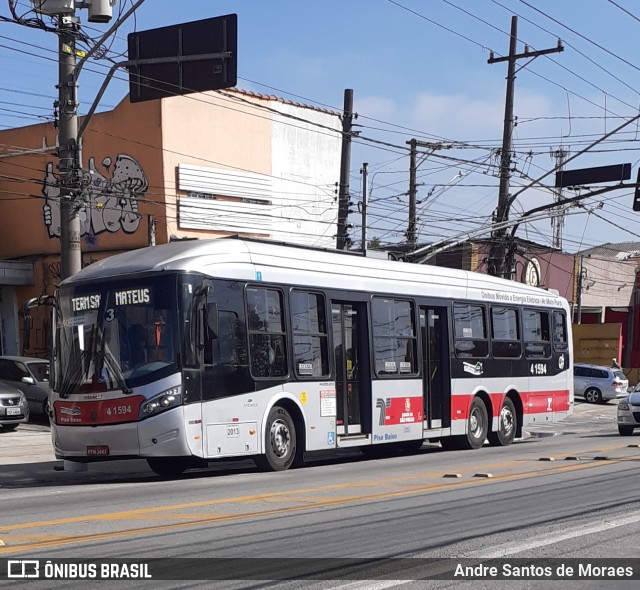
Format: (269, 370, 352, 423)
(49, 237, 573, 476)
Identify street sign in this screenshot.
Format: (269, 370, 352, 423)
(127, 14, 237, 104)
(633, 169, 640, 212)
(555, 163, 631, 188)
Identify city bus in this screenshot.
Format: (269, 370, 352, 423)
(48, 237, 573, 476)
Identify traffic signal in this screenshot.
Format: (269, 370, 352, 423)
(634, 169, 640, 212)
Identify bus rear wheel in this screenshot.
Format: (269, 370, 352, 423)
(465, 398, 489, 449)
(255, 406, 297, 472)
(488, 397, 517, 447)
(147, 457, 188, 477)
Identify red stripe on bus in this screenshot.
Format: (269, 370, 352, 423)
(451, 390, 570, 419)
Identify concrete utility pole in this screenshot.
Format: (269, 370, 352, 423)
(31, 0, 142, 279)
(487, 16, 563, 278)
(57, 14, 82, 280)
(360, 162, 368, 255)
(551, 147, 568, 249)
(407, 139, 417, 251)
(336, 89, 354, 250)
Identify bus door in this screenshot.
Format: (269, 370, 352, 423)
(420, 306, 451, 429)
(332, 302, 370, 436)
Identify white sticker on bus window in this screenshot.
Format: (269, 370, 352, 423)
(385, 361, 397, 373)
(400, 362, 411, 373)
(298, 363, 313, 375)
(463, 327, 473, 338)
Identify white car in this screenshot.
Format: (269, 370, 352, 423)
(618, 385, 640, 436)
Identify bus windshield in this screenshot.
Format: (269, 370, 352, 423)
(53, 275, 181, 396)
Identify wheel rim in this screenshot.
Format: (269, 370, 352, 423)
(469, 407, 484, 439)
(269, 418, 291, 458)
(586, 389, 598, 403)
(500, 405, 515, 437)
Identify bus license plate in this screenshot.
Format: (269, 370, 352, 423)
(226, 426, 240, 438)
(86, 445, 109, 456)
(6, 407, 21, 416)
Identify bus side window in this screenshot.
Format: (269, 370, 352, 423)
(246, 286, 288, 379)
(453, 303, 488, 358)
(553, 311, 568, 352)
(523, 309, 551, 359)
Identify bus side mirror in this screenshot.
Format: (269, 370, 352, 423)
(206, 303, 219, 340)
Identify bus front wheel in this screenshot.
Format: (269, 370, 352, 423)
(255, 406, 297, 472)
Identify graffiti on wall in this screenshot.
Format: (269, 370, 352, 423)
(42, 154, 149, 244)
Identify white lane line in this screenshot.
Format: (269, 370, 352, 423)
(467, 511, 640, 558)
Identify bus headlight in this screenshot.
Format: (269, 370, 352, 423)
(140, 387, 182, 419)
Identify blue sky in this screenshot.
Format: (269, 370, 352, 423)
(2, 0, 640, 254)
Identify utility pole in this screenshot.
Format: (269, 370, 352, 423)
(407, 139, 417, 251)
(31, 1, 141, 279)
(487, 16, 563, 278)
(360, 162, 368, 255)
(576, 255, 585, 324)
(58, 14, 82, 280)
(336, 88, 354, 250)
(405, 139, 447, 254)
(551, 147, 568, 249)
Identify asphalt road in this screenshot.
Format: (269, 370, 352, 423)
(1, 398, 639, 590)
(0, 396, 627, 483)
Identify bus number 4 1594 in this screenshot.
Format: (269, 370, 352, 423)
(530, 363, 547, 375)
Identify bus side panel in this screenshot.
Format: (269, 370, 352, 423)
(370, 379, 424, 444)
(282, 382, 338, 451)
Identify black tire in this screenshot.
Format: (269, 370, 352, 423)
(488, 397, 517, 447)
(584, 387, 602, 404)
(146, 457, 188, 477)
(255, 406, 297, 471)
(618, 425, 635, 436)
(1, 424, 19, 432)
(460, 397, 488, 450)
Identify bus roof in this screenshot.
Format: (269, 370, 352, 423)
(63, 238, 567, 308)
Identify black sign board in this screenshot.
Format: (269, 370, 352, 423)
(555, 163, 630, 188)
(127, 14, 237, 103)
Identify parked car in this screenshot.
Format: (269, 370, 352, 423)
(0, 380, 29, 431)
(573, 363, 629, 404)
(0, 356, 50, 417)
(617, 382, 640, 436)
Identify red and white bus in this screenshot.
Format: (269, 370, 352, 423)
(48, 237, 573, 475)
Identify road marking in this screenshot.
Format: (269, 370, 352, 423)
(468, 510, 640, 558)
(1, 443, 638, 554)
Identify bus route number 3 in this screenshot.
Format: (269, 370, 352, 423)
(530, 363, 547, 375)
(227, 425, 240, 438)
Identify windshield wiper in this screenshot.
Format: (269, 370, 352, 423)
(96, 334, 133, 395)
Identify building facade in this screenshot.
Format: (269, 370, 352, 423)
(0, 88, 342, 356)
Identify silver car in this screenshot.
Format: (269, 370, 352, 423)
(573, 363, 629, 404)
(0, 380, 30, 431)
(0, 356, 50, 417)
(617, 384, 640, 436)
